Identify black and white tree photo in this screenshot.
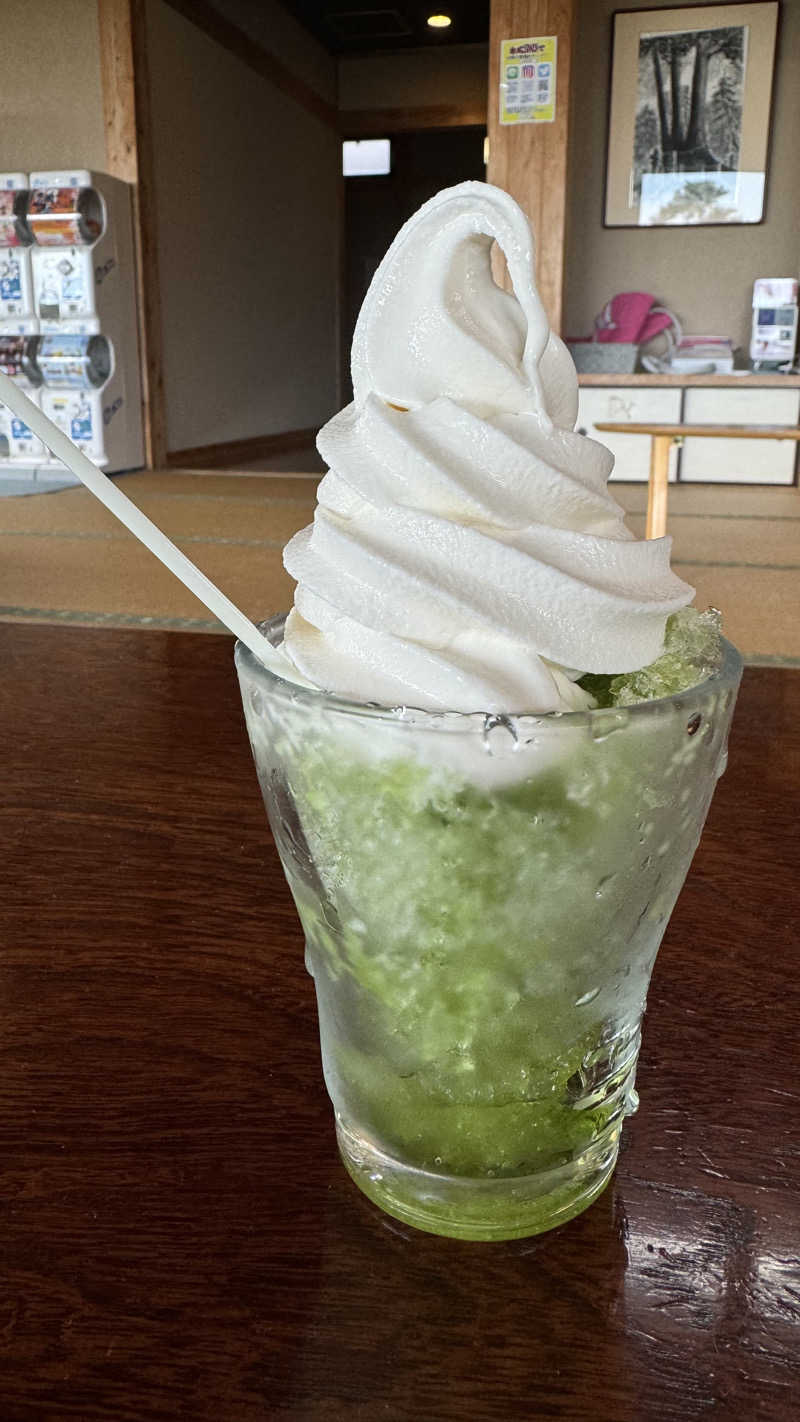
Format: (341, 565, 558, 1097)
(633, 24, 746, 204)
(605, 3, 777, 226)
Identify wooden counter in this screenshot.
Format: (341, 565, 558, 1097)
(2, 623, 799, 1421)
(578, 372, 800, 387)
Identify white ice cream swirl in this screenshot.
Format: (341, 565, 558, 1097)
(283, 182, 693, 713)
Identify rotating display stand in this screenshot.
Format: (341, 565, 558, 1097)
(0, 168, 144, 494)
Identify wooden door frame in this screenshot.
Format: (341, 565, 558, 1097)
(101, 3, 573, 466)
(97, 0, 347, 469)
(340, 101, 487, 137)
(97, 0, 167, 468)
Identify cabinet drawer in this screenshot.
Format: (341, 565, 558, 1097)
(681, 388, 800, 484)
(577, 387, 682, 482)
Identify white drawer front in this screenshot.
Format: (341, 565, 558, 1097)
(577, 387, 682, 482)
(681, 387, 799, 484)
(684, 387, 800, 424)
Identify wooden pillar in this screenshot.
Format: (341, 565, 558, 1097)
(487, 0, 576, 333)
(97, 0, 139, 183)
(97, 0, 168, 469)
(646, 435, 673, 540)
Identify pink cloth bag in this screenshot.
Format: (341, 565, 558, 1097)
(594, 293, 676, 345)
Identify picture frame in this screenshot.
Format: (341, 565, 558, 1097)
(604, 2, 779, 227)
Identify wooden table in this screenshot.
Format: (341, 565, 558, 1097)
(2, 623, 799, 1421)
(594, 422, 800, 539)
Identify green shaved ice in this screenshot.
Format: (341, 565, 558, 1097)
(579, 608, 723, 708)
(279, 729, 681, 1182)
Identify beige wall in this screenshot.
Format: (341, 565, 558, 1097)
(565, 0, 800, 350)
(145, 0, 340, 451)
(339, 43, 488, 113)
(0, 0, 106, 173)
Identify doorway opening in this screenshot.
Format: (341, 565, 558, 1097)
(342, 125, 487, 400)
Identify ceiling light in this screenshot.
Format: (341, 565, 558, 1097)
(427, 13, 452, 28)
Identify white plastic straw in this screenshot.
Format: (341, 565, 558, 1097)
(0, 370, 283, 669)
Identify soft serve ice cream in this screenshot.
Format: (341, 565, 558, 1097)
(282, 182, 694, 714)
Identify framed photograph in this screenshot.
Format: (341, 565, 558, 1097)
(605, 3, 779, 226)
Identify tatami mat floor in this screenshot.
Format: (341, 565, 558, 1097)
(1, 470, 798, 663)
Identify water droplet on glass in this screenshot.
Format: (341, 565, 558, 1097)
(249, 687, 262, 714)
(625, 1087, 640, 1117)
(482, 714, 519, 755)
(686, 712, 702, 736)
(591, 709, 629, 742)
(575, 986, 601, 1007)
(595, 873, 617, 899)
(715, 748, 729, 779)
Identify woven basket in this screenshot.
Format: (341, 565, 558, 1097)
(567, 341, 639, 374)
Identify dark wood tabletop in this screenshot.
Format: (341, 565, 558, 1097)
(2, 622, 798, 1422)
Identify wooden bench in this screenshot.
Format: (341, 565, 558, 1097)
(593, 422, 800, 539)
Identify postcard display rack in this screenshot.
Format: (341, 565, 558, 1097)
(0, 168, 144, 492)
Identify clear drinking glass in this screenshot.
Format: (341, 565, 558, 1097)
(236, 616, 741, 1241)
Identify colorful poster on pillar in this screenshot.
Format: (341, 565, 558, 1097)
(499, 36, 557, 124)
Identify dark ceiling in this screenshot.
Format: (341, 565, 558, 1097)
(279, 0, 490, 54)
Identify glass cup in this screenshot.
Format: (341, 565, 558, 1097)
(236, 617, 741, 1241)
